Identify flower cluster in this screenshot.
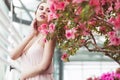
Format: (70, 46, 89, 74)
(87, 76, 99, 80)
(87, 72, 120, 80)
(38, 0, 120, 63)
(100, 72, 120, 80)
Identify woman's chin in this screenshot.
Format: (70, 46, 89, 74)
(37, 19, 47, 23)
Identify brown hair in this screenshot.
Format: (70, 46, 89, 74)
(34, 1, 47, 30)
(35, 1, 46, 14)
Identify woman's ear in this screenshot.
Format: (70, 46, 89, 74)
(34, 12, 37, 19)
(35, 11, 36, 15)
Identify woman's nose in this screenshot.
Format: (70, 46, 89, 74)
(42, 12, 46, 15)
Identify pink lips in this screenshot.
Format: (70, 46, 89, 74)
(40, 15, 46, 19)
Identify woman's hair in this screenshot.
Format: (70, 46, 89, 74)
(34, 1, 46, 30)
(35, 1, 46, 14)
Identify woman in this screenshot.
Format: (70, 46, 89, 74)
(10, 1, 56, 80)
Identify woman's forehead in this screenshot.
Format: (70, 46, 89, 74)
(39, 3, 49, 8)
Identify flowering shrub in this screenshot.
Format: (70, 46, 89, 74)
(87, 72, 120, 80)
(61, 53, 69, 62)
(87, 76, 99, 80)
(100, 72, 120, 80)
(38, 0, 120, 63)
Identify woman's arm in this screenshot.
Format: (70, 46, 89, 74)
(10, 19, 38, 60)
(10, 33, 35, 60)
(20, 38, 56, 80)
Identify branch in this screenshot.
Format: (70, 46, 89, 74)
(90, 32, 97, 45)
(85, 44, 120, 53)
(104, 52, 120, 64)
(79, 38, 90, 47)
(85, 44, 120, 64)
(95, 16, 114, 30)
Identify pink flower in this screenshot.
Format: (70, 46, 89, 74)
(78, 23, 90, 36)
(109, 37, 120, 46)
(38, 23, 49, 35)
(87, 77, 99, 80)
(43, 37, 47, 43)
(88, 20, 96, 26)
(89, 0, 100, 7)
(40, 29, 49, 35)
(100, 0, 106, 6)
(49, 1, 66, 11)
(64, 26, 68, 29)
(115, 2, 120, 11)
(115, 73, 120, 79)
(78, 23, 86, 29)
(61, 53, 69, 62)
(93, 77, 99, 80)
(87, 77, 92, 80)
(57, 2, 66, 10)
(49, 23, 55, 33)
(108, 31, 116, 38)
(107, 17, 115, 24)
(82, 29, 90, 36)
(99, 26, 106, 34)
(108, 5, 113, 12)
(113, 15, 120, 30)
(65, 0, 71, 3)
(107, 31, 120, 46)
(49, 3, 56, 13)
(72, 0, 84, 3)
(88, 72, 120, 80)
(100, 72, 115, 80)
(94, 7, 103, 15)
(80, 39, 85, 43)
(47, 0, 59, 4)
(38, 23, 47, 31)
(96, 72, 120, 80)
(65, 28, 76, 39)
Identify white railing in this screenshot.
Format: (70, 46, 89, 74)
(0, 56, 21, 73)
(0, 1, 22, 80)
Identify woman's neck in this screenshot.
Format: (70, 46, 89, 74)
(36, 21, 47, 28)
(36, 22, 42, 28)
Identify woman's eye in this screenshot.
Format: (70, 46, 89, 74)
(39, 7, 43, 10)
(47, 10, 50, 13)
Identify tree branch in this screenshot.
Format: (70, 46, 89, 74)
(95, 16, 113, 30)
(90, 32, 97, 45)
(104, 53, 120, 64)
(85, 44, 120, 53)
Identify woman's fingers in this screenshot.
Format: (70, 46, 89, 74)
(31, 19, 37, 29)
(20, 75, 26, 80)
(30, 19, 39, 35)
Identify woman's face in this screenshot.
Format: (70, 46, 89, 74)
(35, 3, 50, 23)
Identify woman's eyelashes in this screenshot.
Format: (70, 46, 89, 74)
(46, 9, 50, 13)
(39, 6, 50, 13)
(39, 6, 43, 10)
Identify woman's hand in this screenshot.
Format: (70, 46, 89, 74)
(31, 19, 39, 36)
(20, 68, 35, 80)
(20, 73, 27, 80)
(20, 70, 31, 80)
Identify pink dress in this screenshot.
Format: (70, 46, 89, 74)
(20, 38, 54, 80)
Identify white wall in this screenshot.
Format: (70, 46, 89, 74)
(64, 61, 119, 80)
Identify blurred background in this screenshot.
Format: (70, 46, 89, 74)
(0, 0, 119, 80)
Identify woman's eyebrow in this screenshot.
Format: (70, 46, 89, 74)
(46, 8, 49, 10)
(39, 6, 43, 8)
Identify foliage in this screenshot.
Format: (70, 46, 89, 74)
(38, 0, 120, 64)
